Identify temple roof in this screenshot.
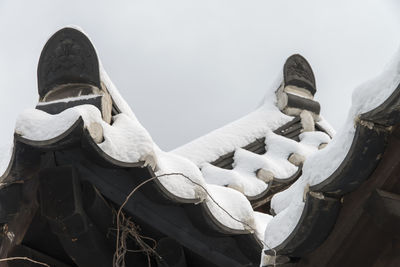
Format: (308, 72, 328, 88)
(1, 27, 399, 267)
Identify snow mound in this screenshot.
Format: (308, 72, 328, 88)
(15, 106, 155, 164)
(198, 128, 330, 198)
(173, 105, 293, 167)
(155, 148, 208, 201)
(205, 184, 256, 231)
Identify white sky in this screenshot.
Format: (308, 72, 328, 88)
(0, 0, 399, 150)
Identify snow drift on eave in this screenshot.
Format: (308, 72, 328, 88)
(263, 45, 400, 251)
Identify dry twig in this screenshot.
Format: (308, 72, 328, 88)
(0, 256, 50, 266)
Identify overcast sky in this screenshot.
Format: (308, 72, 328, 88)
(0, 0, 399, 151)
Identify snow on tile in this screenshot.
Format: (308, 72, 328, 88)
(198, 129, 328, 198)
(201, 162, 268, 197)
(16, 105, 99, 141)
(198, 128, 329, 198)
(265, 131, 317, 159)
(316, 116, 336, 137)
(299, 131, 331, 147)
(264, 198, 305, 249)
(98, 113, 155, 163)
(173, 104, 293, 167)
(155, 148, 208, 201)
(14, 105, 155, 164)
(254, 211, 273, 241)
(205, 184, 256, 231)
(234, 148, 296, 180)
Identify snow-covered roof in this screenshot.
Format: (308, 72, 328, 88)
(1, 27, 399, 267)
(173, 54, 333, 204)
(262, 45, 400, 260)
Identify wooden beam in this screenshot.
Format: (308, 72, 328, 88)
(364, 189, 400, 238)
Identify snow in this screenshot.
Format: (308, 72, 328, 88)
(6, 80, 257, 234)
(351, 48, 400, 115)
(8, 78, 257, 231)
(264, 112, 355, 247)
(0, 26, 259, 234)
(299, 131, 331, 147)
(155, 148, 208, 200)
(173, 67, 331, 197)
(198, 129, 330, 198)
(11, 100, 259, 232)
(98, 113, 155, 163)
(264, 45, 400, 250)
(10, 26, 155, 166)
(264, 199, 305, 248)
(170, 57, 333, 203)
(234, 148, 297, 180)
(265, 131, 315, 159)
(154, 152, 259, 229)
(9, 25, 398, 253)
(254, 211, 273, 240)
(15, 105, 98, 141)
(36, 94, 100, 106)
(316, 116, 336, 137)
(201, 162, 268, 197)
(173, 104, 293, 167)
(14, 105, 155, 164)
(205, 184, 256, 231)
